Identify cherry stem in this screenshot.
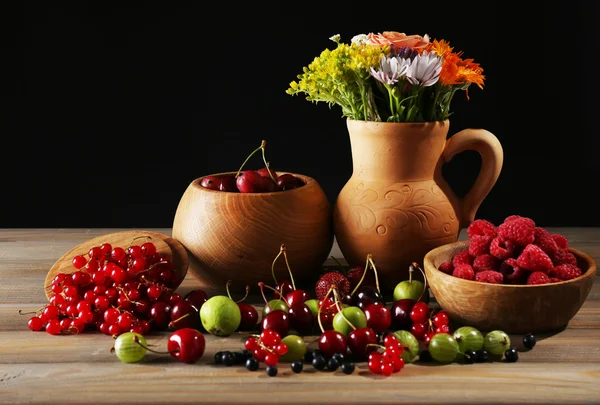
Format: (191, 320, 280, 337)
(133, 335, 177, 356)
(260, 143, 278, 183)
(332, 288, 355, 331)
(235, 140, 267, 178)
(270, 247, 284, 285)
(316, 285, 335, 334)
(280, 245, 296, 290)
(225, 280, 233, 300)
(258, 282, 282, 311)
(169, 312, 190, 328)
(368, 255, 381, 295)
(366, 343, 386, 351)
(411, 262, 428, 302)
(350, 254, 380, 296)
(235, 285, 250, 304)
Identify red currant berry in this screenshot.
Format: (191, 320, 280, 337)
(409, 301, 429, 324)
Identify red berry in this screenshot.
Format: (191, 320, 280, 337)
(315, 271, 350, 300)
(409, 302, 429, 324)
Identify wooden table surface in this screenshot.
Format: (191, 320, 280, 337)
(1, 228, 599, 405)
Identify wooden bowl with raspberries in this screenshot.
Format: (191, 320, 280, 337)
(423, 215, 597, 333)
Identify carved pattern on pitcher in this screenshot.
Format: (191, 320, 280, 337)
(344, 182, 458, 239)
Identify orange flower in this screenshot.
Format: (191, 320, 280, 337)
(425, 39, 454, 57)
(366, 31, 430, 50)
(437, 50, 485, 92)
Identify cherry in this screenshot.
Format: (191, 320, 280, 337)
(236, 170, 266, 193)
(390, 299, 415, 330)
(233, 285, 259, 331)
(149, 301, 172, 330)
(350, 254, 383, 310)
(274, 280, 294, 299)
(410, 321, 428, 341)
(219, 175, 238, 192)
(277, 173, 303, 191)
(285, 289, 309, 307)
(318, 330, 347, 358)
(134, 328, 206, 364)
(318, 311, 334, 330)
(258, 175, 277, 192)
(168, 300, 200, 330)
(261, 309, 289, 337)
(364, 302, 392, 334)
(288, 302, 314, 335)
(183, 289, 208, 310)
(353, 285, 384, 310)
(257, 166, 278, 180)
(348, 327, 378, 359)
(200, 175, 221, 190)
(237, 303, 258, 331)
(167, 328, 206, 363)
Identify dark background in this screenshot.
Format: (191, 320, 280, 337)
(4, 2, 599, 228)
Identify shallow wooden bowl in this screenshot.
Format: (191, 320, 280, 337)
(172, 172, 334, 293)
(44, 230, 188, 300)
(423, 240, 597, 333)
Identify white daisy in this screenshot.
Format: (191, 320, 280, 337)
(405, 51, 442, 87)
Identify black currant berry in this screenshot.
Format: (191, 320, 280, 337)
(304, 350, 314, 363)
(523, 333, 536, 350)
(341, 362, 355, 374)
(245, 357, 259, 371)
(266, 365, 278, 377)
(327, 357, 339, 371)
(333, 353, 345, 363)
(222, 351, 235, 366)
(233, 351, 246, 364)
(504, 348, 519, 362)
(476, 349, 489, 362)
(463, 349, 478, 364)
(312, 355, 327, 370)
(214, 351, 224, 364)
(291, 360, 303, 373)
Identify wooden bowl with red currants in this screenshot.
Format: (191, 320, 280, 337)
(172, 140, 334, 294)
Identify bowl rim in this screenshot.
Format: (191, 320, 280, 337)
(423, 240, 597, 288)
(190, 171, 319, 195)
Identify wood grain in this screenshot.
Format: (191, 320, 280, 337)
(1, 228, 599, 405)
(423, 241, 597, 333)
(172, 173, 334, 293)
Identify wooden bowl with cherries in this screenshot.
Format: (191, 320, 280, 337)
(172, 141, 334, 294)
(422, 216, 597, 334)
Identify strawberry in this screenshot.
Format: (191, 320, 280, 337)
(315, 271, 350, 300)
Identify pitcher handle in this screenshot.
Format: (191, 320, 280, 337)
(442, 128, 504, 230)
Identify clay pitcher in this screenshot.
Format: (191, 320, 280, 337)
(333, 119, 503, 291)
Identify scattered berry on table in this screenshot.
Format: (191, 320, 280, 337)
(266, 365, 278, 377)
(341, 362, 355, 374)
(504, 347, 519, 362)
(291, 360, 303, 373)
(523, 333, 537, 350)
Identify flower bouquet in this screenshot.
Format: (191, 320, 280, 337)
(286, 31, 485, 122)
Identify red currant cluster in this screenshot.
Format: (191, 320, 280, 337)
(26, 239, 184, 336)
(367, 334, 405, 376)
(409, 303, 451, 344)
(244, 329, 289, 367)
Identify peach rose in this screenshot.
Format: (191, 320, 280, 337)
(366, 31, 430, 50)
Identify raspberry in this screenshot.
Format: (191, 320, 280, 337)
(497, 217, 535, 247)
(452, 250, 473, 268)
(551, 233, 568, 250)
(550, 264, 583, 281)
(516, 244, 554, 272)
(467, 219, 497, 239)
(549, 277, 562, 283)
(533, 227, 560, 258)
(468, 235, 493, 257)
(552, 249, 577, 266)
(489, 237, 515, 260)
(475, 270, 504, 284)
(472, 254, 500, 272)
(452, 264, 475, 280)
(526, 271, 551, 285)
(504, 215, 536, 227)
(499, 258, 528, 284)
(438, 261, 454, 275)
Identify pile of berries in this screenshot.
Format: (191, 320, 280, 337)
(367, 334, 405, 376)
(439, 215, 585, 285)
(409, 304, 450, 343)
(26, 239, 184, 336)
(243, 329, 289, 376)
